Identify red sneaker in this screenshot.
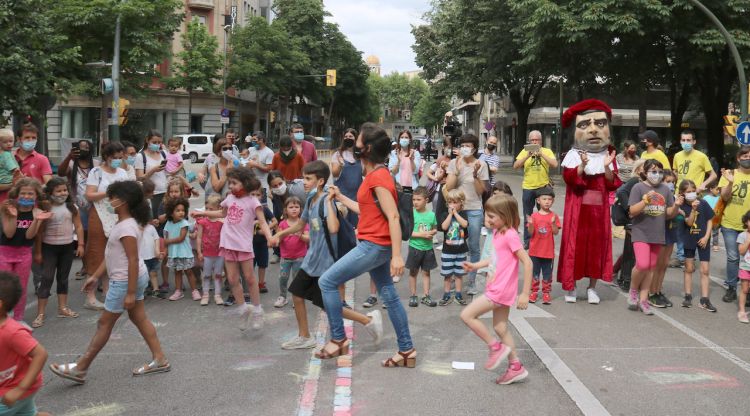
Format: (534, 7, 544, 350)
(542, 293, 551, 304)
(259, 282, 268, 293)
(529, 291, 538, 303)
(496, 362, 528, 385)
(485, 342, 510, 371)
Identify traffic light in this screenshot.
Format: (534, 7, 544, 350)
(115, 98, 130, 126)
(326, 69, 336, 87)
(724, 114, 740, 137)
(270, 111, 276, 123)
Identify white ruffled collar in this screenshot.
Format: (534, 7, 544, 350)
(561, 148, 613, 175)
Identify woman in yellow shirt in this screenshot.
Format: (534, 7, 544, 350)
(638, 130, 671, 170)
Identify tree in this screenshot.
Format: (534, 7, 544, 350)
(369, 73, 428, 122)
(412, 90, 450, 135)
(167, 20, 222, 128)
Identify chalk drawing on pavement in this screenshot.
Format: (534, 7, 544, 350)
(641, 367, 740, 389)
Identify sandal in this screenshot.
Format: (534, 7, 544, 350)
(31, 314, 44, 328)
(132, 359, 171, 376)
(57, 307, 79, 318)
(50, 362, 86, 384)
(314, 338, 350, 360)
(75, 270, 88, 280)
(381, 348, 417, 368)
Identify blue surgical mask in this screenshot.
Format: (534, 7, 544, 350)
(106, 200, 123, 215)
(307, 187, 318, 198)
(109, 158, 123, 169)
(17, 198, 35, 208)
(126, 155, 136, 166)
(293, 132, 304, 141)
(681, 142, 693, 152)
(399, 138, 410, 148)
(148, 143, 161, 152)
(667, 182, 675, 192)
(21, 140, 37, 152)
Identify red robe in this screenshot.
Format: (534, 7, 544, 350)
(557, 160, 621, 290)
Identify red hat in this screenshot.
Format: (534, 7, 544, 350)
(562, 99, 612, 129)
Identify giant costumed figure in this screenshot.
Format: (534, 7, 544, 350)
(558, 99, 621, 304)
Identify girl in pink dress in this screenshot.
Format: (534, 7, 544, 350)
(461, 194, 533, 385)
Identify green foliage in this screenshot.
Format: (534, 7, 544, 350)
(412, 90, 450, 135)
(368, 73, 429, 122)
(168, 20, 222, 95)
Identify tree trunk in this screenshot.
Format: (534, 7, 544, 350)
(697, 58, 734, 166)
(100, 94, 109, 146)
(188, 89, 193, 133)
(638, 84, 648, 133)
(254, 91, 261, 133)
(279, 95, 289, 139)
(669, 79, 691, 143)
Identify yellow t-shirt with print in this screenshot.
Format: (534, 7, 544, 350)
(640, 149, 671, 170)
(517, 147, 555, 189)
(719, 170, 750, 230)
(673, 150, 713, 188)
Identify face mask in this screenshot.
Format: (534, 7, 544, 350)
(740, 159, 750, 169)
(343, 138, 354, 148)
(109, 159, 122, 169)
(271, 183, 287, 196)
(353, 145, 365, 159)
(126, 155, 136, 166)
(666, 182, 675, 192)
(79, 150, 90, 159)
(444, 147, 452, 156)
(460, 147, 473, 157)
(106, 200, 123, 214)
(281, 150, 291, 156)
(681, 143, 693, 152)
(222, 150, 234, 160)
(487, 144, 496, 151)
(21, 140, 37, 152)
(685, 192, 697, 201)
(399, 139, 410, 148)
(639, 141, 647, 150)
(232, 189, 247, 198)
(647, 172, 663, 185)
(17, 198, 35, 208)
(307, 187, 318, 198)
(148, 143, 161, 152)
(293, 132, 304, 141)
(50, 195, 67, 205)
(251, 142, 259, 149)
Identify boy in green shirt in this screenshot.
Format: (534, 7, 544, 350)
(406, 186, 439, 307)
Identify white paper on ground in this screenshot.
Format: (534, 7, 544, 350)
(452, 361, 475, 370)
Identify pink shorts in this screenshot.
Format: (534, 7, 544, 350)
(220, 248, 254, 262)
(633, 242, 662, 270)
(739, 270, 750, 281)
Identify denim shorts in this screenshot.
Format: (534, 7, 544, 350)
(104, 274, 149, 313)
(144, 258, 160, 273)
(0, 394, 37, 416)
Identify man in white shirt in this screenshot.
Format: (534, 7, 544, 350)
(246, 131, 274, 204)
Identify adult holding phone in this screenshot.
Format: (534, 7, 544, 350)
(513, 130, 558, 248)
(389, 130, 421, 194)
(135, 130, 167, 220)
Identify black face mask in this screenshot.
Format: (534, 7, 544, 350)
(78, 150, 90, 158)
(639, 141, 648, 150)
(353, 145, 365, 159)
(487, 144, 496, 151)
(343, 138, 354, 148)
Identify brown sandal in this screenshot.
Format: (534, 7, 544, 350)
(57, 307, 79, 318)
(314, 338, 349, 359)
(382, 348, 417, 368)
(31, 314, 44, 328)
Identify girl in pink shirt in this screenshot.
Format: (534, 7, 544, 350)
(275, 196, 309, 308)
(196, 195, 225, 306)
(191, 167, 273, 331)
(461, 194, 532, 385)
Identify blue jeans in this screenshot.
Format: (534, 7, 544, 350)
(722, 227, 740, 290)
(0, 394, 37, 416)
(522, 188, 539, 247)
(673, 219, 685, 262)
(464, 210, 484, 286)
(319, 240, 414, 352)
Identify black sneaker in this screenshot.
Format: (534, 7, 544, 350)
(455, 293, 467, 305)
(648, 293, 666, 308)
(682, 294, 693, 308)
(421, 295, 437, 307)
(224, 295, 235, 306)
(722, 288, 737, 303)
(244, 294, 251, 303)
(408, 295, 419, 307)
(659, 292, 673, 307)
(342, 300, 352, 309)
(700, 297, 717, 312)
(438, 293, 452, 306)
(363, 296, 378, 308)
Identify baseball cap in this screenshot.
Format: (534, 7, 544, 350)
(638, 130, 659, 143)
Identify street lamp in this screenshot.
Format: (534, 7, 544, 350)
(222, 24, 231, 134)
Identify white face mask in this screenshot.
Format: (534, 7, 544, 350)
(222, 150, 233, 160)
(646, 172, 663, 185)
(460, 147, 472, 157)
(271, 183, 287, 195)
(282, 150, 291, 156)
(685, 192, 698, 202)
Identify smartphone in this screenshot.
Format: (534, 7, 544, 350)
(71, 142, 79, 151)
(160, 160, 167, 167)
(524, 144, 540, 153)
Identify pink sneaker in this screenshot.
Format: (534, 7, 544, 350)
(496, 362, 528, 385)
(485, 342, 510, 371)
(191, 290, 201, 301)
(627, 289, 639, 311)
(168, 290, 184, 301)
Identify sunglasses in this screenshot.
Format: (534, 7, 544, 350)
(221, 146, 232, 151)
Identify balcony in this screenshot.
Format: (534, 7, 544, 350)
(188, 0, 214, 10)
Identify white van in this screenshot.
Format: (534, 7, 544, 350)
(175, 134, 213, 163)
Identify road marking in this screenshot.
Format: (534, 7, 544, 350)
(295, 311, 328, 416)
(333, 283, 355, 415)
(509, 305, 612, 416)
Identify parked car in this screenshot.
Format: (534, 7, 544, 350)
(175, 134, 213, 163)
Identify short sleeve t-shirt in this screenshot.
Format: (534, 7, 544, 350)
(516, 148, 555, 189)
(357, 167, 398, 246)
(703, 194, 719, 210)
(279, 219, 309, 259)
(13, 150, 51, 183)
(301, 195, 337, 276)
(164, 219, 193, 259)
(737, 232, 750, 271)
(681, 199, 714, 249)
(106, 218, 147, 281)
(139, 224, 159, 260)
(0, 150, 18, 184)
(165, 151, 183, 174)
(409, 209, 437, 251)
(249, 146, 275, 190)
(673, 150, 713, 188)
(0, 318, 42, 400)
(528, 211, 560, 259)
(196, 218, 222, 257)
(628, 182, 675, 244)
(719, 170, 750, 231)
(443, 212, 469, 254)
(485, 228, 523, 306)
(220, 194, 260, 253)
(446, 158, 489, 211)
(140, 151, 167, 194)
(640, 149, 671, 170)
(253, 206, 274, 242)
(270, 152, 305, 182)
(87, 166, 129, 193)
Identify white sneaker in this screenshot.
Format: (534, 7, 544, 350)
(564, 290, 577, 303)
(251, 311, 264, 330)
(282, 336, 317, 350)
(587, 288, 600, 304)
(274, 296, 288, 308)
(436, 244, 443, 251)
(481, 227, 488, 236)
(270, 254, 280, 264)
(392, 275, 401, 283)
(364, 310, 383, 345)
(239, 305, 252, 331)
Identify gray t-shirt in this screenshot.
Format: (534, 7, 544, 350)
(300, 194, 338, 277)
(446, 157, 489, 211)
(737, 232, 750, 271)
(628, 182, 674, 244)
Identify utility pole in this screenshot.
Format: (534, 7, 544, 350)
(222, 25, 230, 134)
(111, 13, 121, 141)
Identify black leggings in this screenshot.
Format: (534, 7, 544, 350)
(39, 242, 76, 299)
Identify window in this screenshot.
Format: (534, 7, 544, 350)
(190, 115, 203, 133)
(188, 136, 207, 145)
(193, 15, 207, 25)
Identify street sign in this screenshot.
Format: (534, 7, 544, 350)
(221, 108, 230, 117)
(220, 116, 230, 125)
(737, 121, 750, 145)
(230, 6, 237, 29)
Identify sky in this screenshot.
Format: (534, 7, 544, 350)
(324, 0, 430, 75)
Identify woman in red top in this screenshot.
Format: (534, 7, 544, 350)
(318, 123, 416, 368)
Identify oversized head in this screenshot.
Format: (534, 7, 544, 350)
(562, 99, 612, 153)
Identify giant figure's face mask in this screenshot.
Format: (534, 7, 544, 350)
(574, 111, 611, 153)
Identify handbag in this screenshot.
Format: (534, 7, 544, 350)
(712, 197, 725, 228)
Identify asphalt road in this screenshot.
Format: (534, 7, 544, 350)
(22, 158, 750, 416)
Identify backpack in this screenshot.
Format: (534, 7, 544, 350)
(611, 184, 631, 227)
(318, 197, 358, 261)
(372, 167, 413, 241)
(140, 149, 167, 171)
